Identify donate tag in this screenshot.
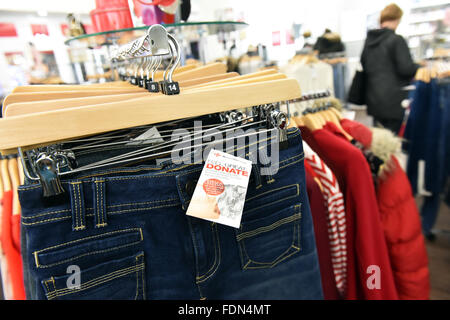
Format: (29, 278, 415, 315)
(186, 149, 252, 228)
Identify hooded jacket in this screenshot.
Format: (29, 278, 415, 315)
(361, 28, 419, 120)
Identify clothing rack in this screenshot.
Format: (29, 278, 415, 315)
(291, 90, 332, 103)
(319, 51, 346, 59)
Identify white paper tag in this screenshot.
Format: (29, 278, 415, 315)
(127, 127, 164, 145)
(186, 149, 252, 228)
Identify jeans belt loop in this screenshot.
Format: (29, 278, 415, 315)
(69, 181, 86, 231)
(93, 178, 108, 228)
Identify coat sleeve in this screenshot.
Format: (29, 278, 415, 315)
(392, 36, 419, 79)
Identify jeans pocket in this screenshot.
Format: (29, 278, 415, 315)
(41, 252, 145, 300)
(236, 204, 301, 270)
(35, 228, 146, 300)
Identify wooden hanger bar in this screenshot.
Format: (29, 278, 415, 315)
(2, 89, 143, 113)
(11, 64, 202, 93)
(189, 69, 277, 89)
(167, 63, 227, 82)
(0, 79, 301, 151)
(13, 83, 143, 92)
(4, 73, 242, 116)
(179, 72, 239, 87)
(4, 93, 149, 117)
(186, 73, 287, 91)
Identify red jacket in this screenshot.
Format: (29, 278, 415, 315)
(301, 125, 398, 300)
(341, 119, 430, 299)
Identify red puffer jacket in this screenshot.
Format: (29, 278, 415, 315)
(377, 156, 430, 299)
(341, 119, 430, 300)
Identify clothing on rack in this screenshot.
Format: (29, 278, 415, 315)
(404, 78, 450, 236)
(303, 142, 347, 297)
(18, 127, 324, 300)
(305, 167, 339, 300)
(300, 123, 398, 300)
(0, 21, 433, 301)
(341, 119, 430, 300)
(281, 60, 335, 98)
(0, 190, 25, 300)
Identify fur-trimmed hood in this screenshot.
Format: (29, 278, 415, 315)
(341, 119, 403, 176)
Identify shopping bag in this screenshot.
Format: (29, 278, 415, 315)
(347, 69, 366, 105)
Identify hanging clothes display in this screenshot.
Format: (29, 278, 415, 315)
(303, 143, 347, 297)
(300, 123, 398, 300)
(0, 24, 327, 300)
(404, 61, 450, 238)
(0, 22, 435, 301)
(281, 55, 335, 97)
(341, 120, 430, 300)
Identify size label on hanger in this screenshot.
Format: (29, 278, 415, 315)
(186, 150, 252, 228)
(147, 80, 160, 93)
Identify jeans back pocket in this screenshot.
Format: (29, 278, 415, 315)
(236, 204, 302, 270)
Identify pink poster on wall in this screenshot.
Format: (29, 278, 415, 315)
(272, 31, 281, 46)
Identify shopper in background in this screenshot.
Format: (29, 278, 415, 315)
(361, 3, 419, 134)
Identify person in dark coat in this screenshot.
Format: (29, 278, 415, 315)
(361, 3, 420, 134)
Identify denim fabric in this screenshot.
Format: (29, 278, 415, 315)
(18, 128, 323, 300)
(405, 80, 450, 235)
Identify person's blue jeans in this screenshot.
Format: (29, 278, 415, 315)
(18, 128, 324, 300)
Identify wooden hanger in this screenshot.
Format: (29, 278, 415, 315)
(4, 72, 240, 117)
(17, 156, 24, 186)
(0, 158, 11, 192)
(5, 70, 276, 117)
(2, 88, 145, 112)
(11, 64, 202, 93)
(180, 72, 239, 87)
(7, 157, 21, 216)
(186, 73, 287, 92)
(0, 78, 302, 153)
(302, 113, 323, 131)
(164, 62, 227, 82)
(5, 93, 149, 117)
(189, 69, 278, 89)
(3, 63, 227, 113)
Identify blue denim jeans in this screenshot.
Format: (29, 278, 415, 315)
(18, 128, 323, 300)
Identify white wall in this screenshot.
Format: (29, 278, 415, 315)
(190, 0, 416, 62)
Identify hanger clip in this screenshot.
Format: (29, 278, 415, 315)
(35, 153, 65, 198)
